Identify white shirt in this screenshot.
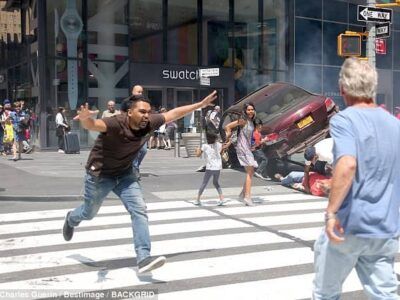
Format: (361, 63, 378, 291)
(201, 142, 222, 170)
(55, 112, 68, 127)
(315, 138, 334, 164)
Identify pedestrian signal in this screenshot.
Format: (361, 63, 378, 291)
(337, 33, 361, 57)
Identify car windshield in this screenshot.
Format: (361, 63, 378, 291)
(255, 85, 311, 124)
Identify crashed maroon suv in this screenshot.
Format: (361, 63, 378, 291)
(220, 82, 338, 175)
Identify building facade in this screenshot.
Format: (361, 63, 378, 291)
(0, 0, 399, 149)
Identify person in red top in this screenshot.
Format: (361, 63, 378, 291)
(395, 107, 400, 120)
(252, 118, 269, 179)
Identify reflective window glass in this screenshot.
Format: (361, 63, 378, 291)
(130, 0, 163, 63)
(323, 66, 340, 100)
(295, 0, 322, 19)
(294, 64, 322, 93)
(167, 0, 198, 65)
(323, 22, 347, 66)
(394, 32, 400, 70)
(323, 0, 348, 23)
(394, 72, 400, 111)
(203, 0, 230, 66)
(295, 18, 322, 64)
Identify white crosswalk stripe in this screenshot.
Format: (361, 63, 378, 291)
(0, 190, 379, 299)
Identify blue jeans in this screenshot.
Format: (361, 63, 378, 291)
(281, 171, 304, 186)
(313, 231, 399, 300)
(68, 171, 150, 263)
(253, 149, 268, 175)
(133, 144, 148, 171)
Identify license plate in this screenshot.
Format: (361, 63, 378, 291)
(297, 115, 314, 129)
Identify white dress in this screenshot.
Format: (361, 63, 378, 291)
(235, 120, 258, 168)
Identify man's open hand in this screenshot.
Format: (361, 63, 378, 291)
(73, 103, 99, 121)
(199, 91, 218, 109)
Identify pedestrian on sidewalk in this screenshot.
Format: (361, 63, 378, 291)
(101, 100, 120, 118)
(312, 57, 400, 299)
(224, 102, 258, 206)
(130, 85, 147, 178)
(252, 118, 270, 180)
(10, 101, 28, 161)
(55, 107, 70, 153)
(195, 132, 226, 206)
(62, 90, 217, 274)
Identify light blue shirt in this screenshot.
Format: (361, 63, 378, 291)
(330, 107, 400, 238)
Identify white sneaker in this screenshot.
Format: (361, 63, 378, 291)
(254, 172, 263, 179)
(194, 200, 202, 206)
(217, 199, 227, 206)
(58, 149, 65, 153)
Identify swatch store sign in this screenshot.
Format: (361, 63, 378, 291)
(162, 69, 200, 81)
(130, 63, 233, 88)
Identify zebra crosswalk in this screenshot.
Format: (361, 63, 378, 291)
(0, 191, 386, 299)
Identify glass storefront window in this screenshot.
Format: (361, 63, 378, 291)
(167, 0, 198, 65)
(394, 32, 400, 70)
(323, 22, 347, 66)
(323, 0, 348, 23)
(46, 0, 83, 60)
(295, 0, 322, 19)
(203, 0, 230, 67)
(130, 0, 163, 63)
(295, 18, 322, 65)
(294, 64, 322, 94)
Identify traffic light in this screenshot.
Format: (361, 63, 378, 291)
(376, 0, 400, 7)
(337, 32, 362, 57)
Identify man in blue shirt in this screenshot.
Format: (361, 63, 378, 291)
(313, 57, 400, 299)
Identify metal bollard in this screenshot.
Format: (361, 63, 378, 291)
(174, 132, 180, 157)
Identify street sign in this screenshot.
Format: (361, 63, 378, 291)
(375, 38, 387, 54)
(200, 77, 210, 86)
(376, 22, 391, 38)
(199, 68, 220, 78)
(358, 5, 393, 23)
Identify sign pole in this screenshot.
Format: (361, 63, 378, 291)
(366, 0, 376, 67)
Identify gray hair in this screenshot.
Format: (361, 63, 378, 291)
(338, 57, 378, 100)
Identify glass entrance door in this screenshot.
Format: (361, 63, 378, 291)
(145, 89, 163, 111)
(175, 89, 195, 132)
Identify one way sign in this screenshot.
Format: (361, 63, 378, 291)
(358, 5, 392, 23)
(376, 22, 390, 38)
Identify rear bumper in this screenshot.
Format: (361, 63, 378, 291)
(286, 127, 330, 156)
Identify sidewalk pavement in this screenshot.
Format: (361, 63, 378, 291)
(0, 148, 211, 201)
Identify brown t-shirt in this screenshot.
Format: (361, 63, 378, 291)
(85, 113, 165, 176)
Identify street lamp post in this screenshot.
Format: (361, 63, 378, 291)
(367, 0, 377, 67)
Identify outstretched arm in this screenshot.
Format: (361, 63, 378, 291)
(162, 91, 217, 123)
(74, 103, 106, 132)
(224, 118, 245, 145)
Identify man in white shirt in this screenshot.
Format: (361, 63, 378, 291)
(101, 100, 120, 118)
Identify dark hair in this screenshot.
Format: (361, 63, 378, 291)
(121, 95, 151, 112)
(304, 146, 316, 161)
(206, 132, 218, 144)
(58, 107, 65, 113)
(243, 102, 256, 119)
(254, 118, 263, 126)
(243, 102, 255, 112)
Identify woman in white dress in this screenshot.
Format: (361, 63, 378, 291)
(224, 103, 258, 206)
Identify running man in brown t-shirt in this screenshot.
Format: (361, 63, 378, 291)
(62, 91, 217, 273)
